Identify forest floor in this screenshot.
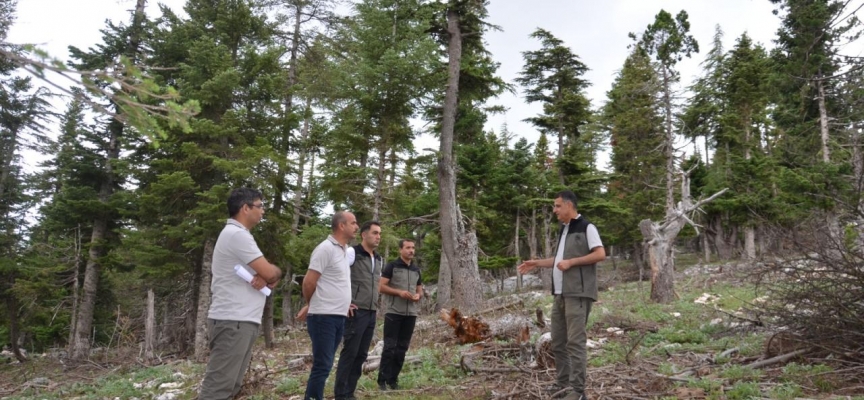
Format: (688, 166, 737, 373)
(2, 255, 864, 400)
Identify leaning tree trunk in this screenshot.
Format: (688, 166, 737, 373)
(71, 217, 108, 360)
(640, 170, 728, 303)
(193, 238, 215, 362)
(437, 8, 484, 313)
(5, 295, 26, 362)
(70, 0, 145, 361)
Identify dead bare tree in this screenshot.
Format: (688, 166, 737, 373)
(640, 167, 727, 303)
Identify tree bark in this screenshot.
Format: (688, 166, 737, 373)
(743, 226, 756, 260)
(68, 225, 82, 350)
(436, 251, 451, 312)
(541, 205, 553, 288)
(262, 295, 274, 348)
(514, 209, 522, 291)
(817, 79, 830, 163)
(194, 238, 215, 362)
(373, 144, 387, 221)
(436, 8, 484, 313)
(144, 289, 155, 361)
(661, 66, 675, 214)
(5, 295, 26, 362)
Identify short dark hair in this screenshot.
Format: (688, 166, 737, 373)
(360, 221, 380, 234)
(331, 211, 348, 231)
(555, 190, 578, 208)
(398, 239, 415, 249)
(227, 188, 263, 217)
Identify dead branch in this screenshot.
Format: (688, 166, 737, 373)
(478, 299, 523, 315)
(745, 348, 810, 369)
(712, 306, 764, 326)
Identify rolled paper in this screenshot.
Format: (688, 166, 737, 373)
(234, 265, 271, 296)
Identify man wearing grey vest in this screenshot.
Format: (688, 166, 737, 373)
(334, 221, 383, 400)
(377, 239, 422, 391)
(518, 190, 605, 400)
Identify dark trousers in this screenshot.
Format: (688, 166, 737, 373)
(377, 313, 416, 386)
(334, 309, 377, 399)
(304, 314, 346, 400)
(199, 319, 259, 400)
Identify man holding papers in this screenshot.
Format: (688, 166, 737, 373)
(199, 188, 282, 400)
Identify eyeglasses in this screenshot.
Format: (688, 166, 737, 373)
(249, 203, 265, 210)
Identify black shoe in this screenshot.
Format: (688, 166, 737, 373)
(378, 383, 388, 391)
(388, 382, 400, 390)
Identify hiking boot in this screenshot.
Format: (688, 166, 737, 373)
(378, 383, 388, 391)
(388, 382, 400, 390)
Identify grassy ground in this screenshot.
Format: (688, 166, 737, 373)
(2, 257, 863, 399)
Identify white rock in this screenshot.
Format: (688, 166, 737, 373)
(709, 318, 723, 326)
(694, 293, 720, 304)
(171, 372, 186, 380)
(159, 382, 182, 390)
(606, 327, 624, 335)
(155, 390, 181, 400)
(671, 312, 681, 318)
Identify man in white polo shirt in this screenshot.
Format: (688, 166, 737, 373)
(200, 188, 282, 400)
(296, 211, 359, 400)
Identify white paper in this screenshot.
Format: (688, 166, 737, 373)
(234, 265, 271, 296)
(346, 246, 355, 266)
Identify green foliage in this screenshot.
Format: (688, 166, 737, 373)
(726, 381, 761, 399)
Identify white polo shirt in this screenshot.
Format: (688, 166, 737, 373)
(308, 235, 352, 316)
(208, 219, 266, 323)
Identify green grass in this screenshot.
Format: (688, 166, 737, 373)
(726, 381, 761, 399)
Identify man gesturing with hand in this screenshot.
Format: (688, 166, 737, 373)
(518, 191, 605, 400)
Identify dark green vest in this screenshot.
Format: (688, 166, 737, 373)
(383, 260, 421, 316)
(350, 245, 382, 311)
(551, 216, 599, 300)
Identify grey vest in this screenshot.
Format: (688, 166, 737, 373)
(350, 245, 382, 311)
(551, 217, 599, 300)
(383, 260, 421, 316)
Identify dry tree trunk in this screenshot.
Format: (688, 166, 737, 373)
(194, 238, 215, 362)
(641, 170, 728, 303)
(144, 289, 155, 361)
(437, 8, 483, 313)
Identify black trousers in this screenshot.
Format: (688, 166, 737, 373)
(333, 309, 377, 399)
(377, 313, 417, 386)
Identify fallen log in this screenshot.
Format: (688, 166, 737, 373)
(362, 355, 421, 373)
